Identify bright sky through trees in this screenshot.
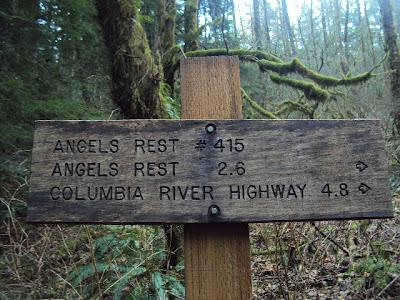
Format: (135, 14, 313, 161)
(234, 0, 304, 27)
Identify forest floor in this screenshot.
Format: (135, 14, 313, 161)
(251, 196, 400, 299)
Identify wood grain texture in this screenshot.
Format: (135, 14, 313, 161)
(180, 56, 242, 119)
(181, 55, 250, 300)
(27, 119, 393, 223)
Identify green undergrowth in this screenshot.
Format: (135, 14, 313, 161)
(0, 78, 119, 154)
(65, 226, 184, 299)
(349, 253, 400, 291)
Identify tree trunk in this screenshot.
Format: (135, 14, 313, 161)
(96, 0, 162, 119)
(356, 0, 367, 67)
(379, 0, 400, 132)
(207, 0, 223, 47)
(320, 0, 328, 51)
(157, 0, 176, 88)
(343, 0, 350, 73)
(253, 0, 262, 49)
(277, 0, 289, 56)
(309, 0, 318, 66)
(364, 0, 377, 64)
(231, 0, 238, 41)
(184, 0, 199, 52)
(298, 17, 311, 62)
(262, 0, 271, 48)
(334, 0, 343, 56)
(281, 0, 296, 55)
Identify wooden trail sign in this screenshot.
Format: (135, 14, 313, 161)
(27, 56, 394, 300)
(28, 119, 393, 223)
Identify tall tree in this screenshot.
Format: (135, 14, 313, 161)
(379, 0, 400, 131)
(157, 0, 176, 88)
(277, 0, 289, 55)
(364, 0, 377, 64)
(230, 0, 239, 41)
(281, 0, 296, 55)
(343, 0, 350, 73)
(334, 0, 343, 56)
(298, 16, 311, 62)
(309, 0, 318, 66)
(184, 0, 199, 51)
(320, 0, 328, 51)
(253, 0, 262, 49)
(262, 0, 271, 48)
(356, 0, 367, 67)
(96, 0, 162, 119)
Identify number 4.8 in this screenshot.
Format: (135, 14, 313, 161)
(321, 183, 349, 197)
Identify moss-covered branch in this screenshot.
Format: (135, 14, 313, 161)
(184, 48, 378, 88)
(269, 73, 330, 101)
(241, 88, 278, 119)
(173, 48, 380, 102)
(276, 100, 316, 118)
(255, 57, 374, 87)
(186, 48, 283, 63)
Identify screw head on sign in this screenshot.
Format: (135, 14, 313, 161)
(205, 123, 216, 134)
(208, 204, 220, 217)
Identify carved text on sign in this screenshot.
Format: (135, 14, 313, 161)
(27, 119, 393, 223)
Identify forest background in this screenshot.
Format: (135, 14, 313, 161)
(1, 0, 400, 299)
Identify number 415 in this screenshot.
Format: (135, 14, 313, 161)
(214, 138, 244, 152)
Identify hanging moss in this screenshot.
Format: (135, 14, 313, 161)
(269, 73, 330, 101)
(241, 88, 278, 119)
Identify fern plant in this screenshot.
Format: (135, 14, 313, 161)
(66, 225, 185, 300)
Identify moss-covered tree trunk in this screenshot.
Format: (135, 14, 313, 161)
(379, 0, 400, 132)
(96, 0, 162, 119)
(157, 0, 176, 89)
(184, 0, 199, 52)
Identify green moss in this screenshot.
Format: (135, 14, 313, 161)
(256, 59, 293, 73)
(278, 100, 314, 117)
(185, 49, 373, 87)
(256, 57, 374, 87)
(0, 97, 116, 153)
(291, 58, 374, 86)
(269, 73, 330, 101)
(241, 88, 278, 119)
(159, 82, 180, 119)
(186, 48, 283, 63)
(349, 256, 400, 290)
(179, 48, 375, 91)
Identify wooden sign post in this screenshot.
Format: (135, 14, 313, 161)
(181, 56, 251, 300)
(27, 56, 393, 299)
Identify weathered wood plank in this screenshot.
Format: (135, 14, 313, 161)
(27, 119, 393, 223)
(181, 56, 251, 300)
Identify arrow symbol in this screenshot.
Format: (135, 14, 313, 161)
(356, 161, 368, 172)
(358, 183, 371, 194)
